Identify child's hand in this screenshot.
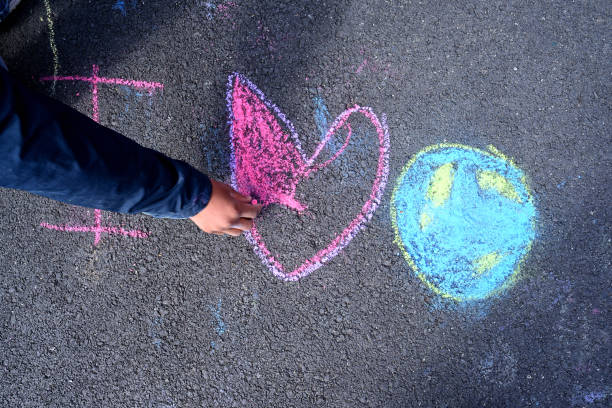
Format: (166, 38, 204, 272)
(189, 179, 262, 236)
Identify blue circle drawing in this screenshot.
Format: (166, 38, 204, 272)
(391, 144, 537, 301)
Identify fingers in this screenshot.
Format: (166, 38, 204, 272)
(211, 228, 245, 237)
(212, 227, 247, 237)
(231, 217, 254, 231)
(217, 218, 254, 237)
(195, 180, 263, 237)
(224, 228, 244, 237)
(229, 188, 252, 203)
(237, 201, 263, 219)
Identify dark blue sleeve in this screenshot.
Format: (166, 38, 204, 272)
(0, 66, 211, 218)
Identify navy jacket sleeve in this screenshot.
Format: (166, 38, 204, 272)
(0, 67, 211, 218)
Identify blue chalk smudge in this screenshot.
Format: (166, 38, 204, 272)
(206, 153, 213, 172)
(112, 0, 127, 16)
(200, 124, 225, 173)
(205, 2, 216, 20)
(112, 0, 137, 16)
(313, 96, 330, 142)
(312, 96, 375, 178)
(148, 315, 163, 350)
(210, 299, 226, 335)
(393, 145, 537, 301)
(313, 96, 343, 156)
(584, 391, 606, 403)
(119, 86, 132, 113)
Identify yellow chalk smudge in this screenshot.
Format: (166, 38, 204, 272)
(419, 210, 433, 230)
(426, 162, 455, 207)
(472, 251, 504, 277)
(477, 170, 522, 203)
(44, 0, 60, 94)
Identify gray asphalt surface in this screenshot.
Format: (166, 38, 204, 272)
(0, 1, 610, 406)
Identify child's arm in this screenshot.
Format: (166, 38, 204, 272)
(0, 66, 260, 234)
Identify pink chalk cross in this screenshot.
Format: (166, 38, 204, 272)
(40, 209, 148, 246)
(40, 64, 164, 122)
(38, 65, 164, 245)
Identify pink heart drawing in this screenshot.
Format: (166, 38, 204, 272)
(227, 73, 390, 281)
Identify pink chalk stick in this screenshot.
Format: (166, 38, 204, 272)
(227, 73, 390, 281)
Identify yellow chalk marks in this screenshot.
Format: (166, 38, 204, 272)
(426, 162, 455, 207)
(419, 210, 433, 230)
(419, 162, 455, 230)
(44, 0, 60, 94)
(472, 251, 504, 277)
(477, 170, 522, 203)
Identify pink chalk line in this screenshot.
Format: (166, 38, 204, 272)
(226, 73, 390, 281)
(355, 58, 368, 74)
(40, 64, 163, 122)
(40, 209, 148, 245)
(38, 65, 161, 245)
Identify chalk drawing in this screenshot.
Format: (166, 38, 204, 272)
(313, 96, 331, 141)
(210, 299, 226, 335)
(199, 124, 229, 175)
(39, 65, 163, 245)
(346, 49, 401, 83)
(42, 0, 59, 95)
(151, 389, 177, 408)
(216, 1, 237, 19)
(255, 21, 277, 53)
(40, 209, 148, 245)
(355, 59, 368, 75)
(478, 342, 517, 387)
(313, 96, 377, 175)
(227, 73, 390, 281)
(118, 85, 157, 139)
(148, 315, 163, 350)
(313, 96, 342, 163)
(203, 2, 215, 19)
(112, 0, 137, 16)
(391, 144, 537, 301)
(571, 388, 609, 406)
(201, 126, 217, 171)
(583, 391, 607, 403)
(209, 299, 225, 353)
(202, 1, 237, 22)
(40, 64, 163, 122)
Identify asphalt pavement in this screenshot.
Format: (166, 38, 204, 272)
(0, 1, 610, 406)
